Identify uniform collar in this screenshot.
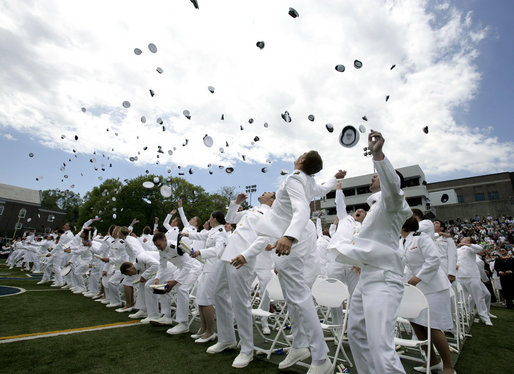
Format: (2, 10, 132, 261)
(367, 191, 381, 207)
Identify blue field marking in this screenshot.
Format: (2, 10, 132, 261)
(0, 285, 25, 297)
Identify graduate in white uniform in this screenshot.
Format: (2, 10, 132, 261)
(206, 192, 275, 368)
(119, 250, 161, 320)
(163, 209, 180, 242)
(412, 208, 435, 239)
(115, 227, 146, 312)
(400, 216, 455, 374)
(152, 231, 202, 334)
(433, 219, 457, 284)
(183, 211, 228, 343)
(336, 131, 411, 374)
(456, 237, 492, 325)
(327, 178, 366, 297)
(233, 150, 342, 374)
(51, 223, 75, 287)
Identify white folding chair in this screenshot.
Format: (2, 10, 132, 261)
(394, 284, 431, 374)
(312, 277, 353, 370)
(252, 275, 291, 358)
(446, 286, 462, 353)
(455, 282, 472, 336)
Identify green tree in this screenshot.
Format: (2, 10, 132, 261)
(41, 189, 83, 223)
(78, 176, 232, 235)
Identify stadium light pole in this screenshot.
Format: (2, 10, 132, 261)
(245, 184, 257, 206)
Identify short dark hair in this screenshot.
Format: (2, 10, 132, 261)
(434, 218, 445, 231)
(143, 226, 152, 235)
(402, 216, 419, 233)
(302, 151, 323, 175)
(153, 232, 166, 243)
(211, 211, 226, 225)
(411, 208, 424, 220)
(120, 262, 133, 275)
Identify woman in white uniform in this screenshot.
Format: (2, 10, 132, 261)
(400, 216, 455, 374)
(183, 211, 228, 343)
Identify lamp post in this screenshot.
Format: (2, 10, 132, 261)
(245, 185, 257, 207)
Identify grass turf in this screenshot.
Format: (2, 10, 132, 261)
(1, 260, 512, 373)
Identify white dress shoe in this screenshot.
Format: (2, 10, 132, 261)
(195, 333, 217, 343)
(51, 283, 63, 287)
(115, 306, 135, 313)
(37, 280, 48, 285)
(61, 284, 71, 289)
(106, 303, 123, 308)
(306, 359, 332, 374)
(166, 322, 189, 335)
(129, 310, 148, 319)
(140, 317, 155, 324)
(278, 347, 311, 369)
(72, 289, 86, 294)
(92, 294, 103, 300)
(150, 316, 174, 325)
(232, 352, 253, 368)
(262, 326, 271, 335)
(206, 341, 238, 354)
(485, 321, 493, 326)
(414, 361, 443, 372)
(190, 332, 203, 339)
(489, 313, 497, 319)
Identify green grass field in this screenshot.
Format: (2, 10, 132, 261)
(1, 260, 512, 373)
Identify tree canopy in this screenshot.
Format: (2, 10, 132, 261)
(77, 176, 229, 235)
(41, 189, 83, 223)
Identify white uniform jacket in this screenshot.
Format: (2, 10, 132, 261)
(223, 202, 271, 268)
(434, 234, 457, 277)
(135, 251, 160, 280)
(400, 232, 450, 294)
(418, 219, 435, 239)
(157, 243, 197, 284)
(163, 214, 180, 242)
(456, 244, 483, 278)
(188, 226, 227, 272)
(336, 156, 412, 275)
(253, 170, 336, 241)
(125, 236, 145, 261)
(328, 188, 362, 256)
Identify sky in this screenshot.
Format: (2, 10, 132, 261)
(0, 0, 512, 204)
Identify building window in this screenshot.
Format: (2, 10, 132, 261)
(326, 191, 336, 199)
(406, 197, 422, 206)
(356, 186, 370, 195)
(475, 193, 485, 202)
(488, 191, 499, 200)
(404, 177, 420, 187)
(326, 207, 337, 216)
(457, 195, 464, 203)
(48, 215, 55, 222)
(19, 208, 27, 218)
(0, 205, 4, 215)
(343, 188, 356, 196)
(15, 223, 23, 230)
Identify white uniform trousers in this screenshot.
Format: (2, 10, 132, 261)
(143, 277, 160, 318)
(273, 238, 329, 362)
(87, 266, 102, 295)
(327, 262, 360, 326)
(41, 257, 55, 282)
(52, 256, 66, 285)
(104, 271, 124, 304)
(458, 277, 491, 324)
(72, 263, 89, 291)
(254, 268, 274, 328)
(214, 262, 254, 354)
(161, 267, 198, 323)
(347, 266, 405, 374)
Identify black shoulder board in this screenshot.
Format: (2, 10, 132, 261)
(120, 240, 125, 243)
(218, 227, 223, 232)
(413, 232, 421, 236)
(293, 171, 300, 175)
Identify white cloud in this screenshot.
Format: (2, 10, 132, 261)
(0, 0, 511, 190)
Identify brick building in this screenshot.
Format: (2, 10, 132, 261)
(0, 183, 66, 238)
